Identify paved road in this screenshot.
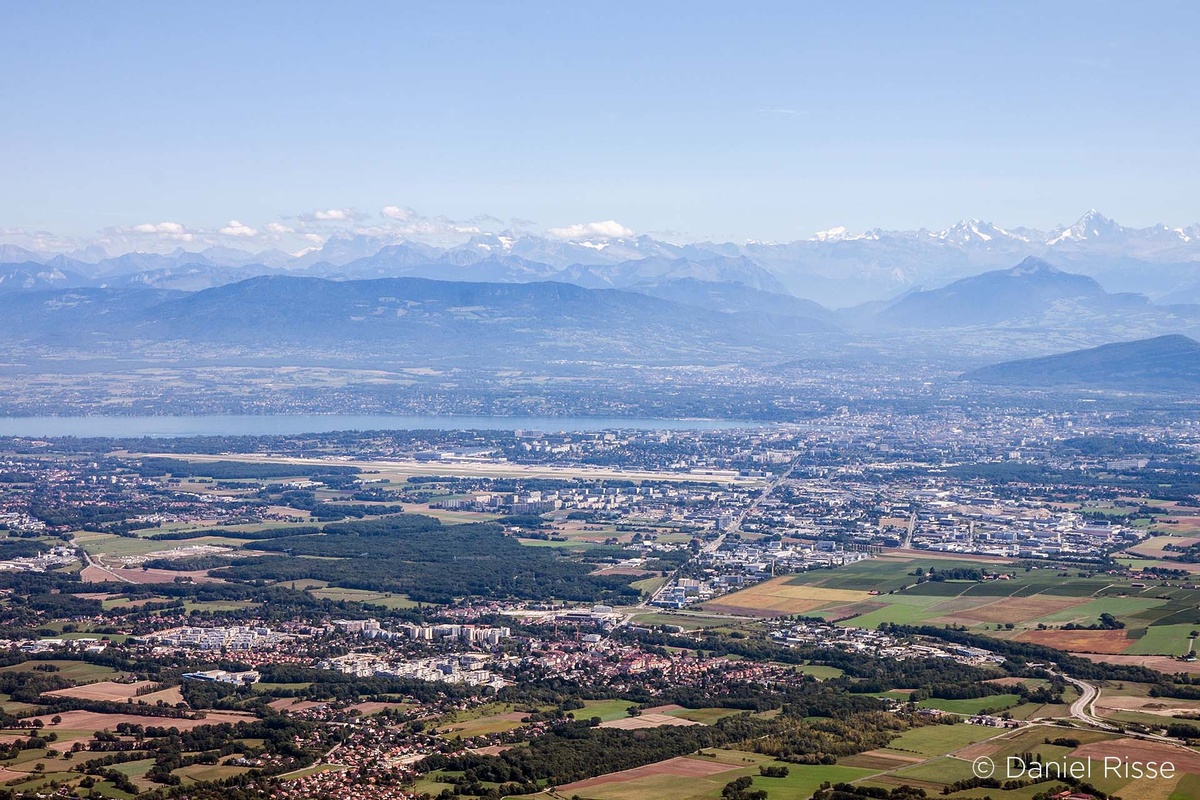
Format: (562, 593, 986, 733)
(1061, 675, 1112, 730)
(1055, 672, 1199, 749)
(78, 546, 136, 584)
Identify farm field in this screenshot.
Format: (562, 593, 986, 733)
(13, 709, 255, 735)
(856, 725, 1199, 800)
(1124, 623, 1197, 656)
(0, 660, 121, 684)
(626, 609, 757, 632)
(917, 694, 1022, 715)
(598, 712, 702, 730)
(1126, 534, 1200, 557)
(1075, 653, 1200, 675)
(41, 680, 155, 701)
(700, 555, 1200, 655)
(174, 761, 253, 784)
(305, 586, 421, 608)
(435, 703, 539, 738)
(699, 579, 871, 616)
(561, 750, 878, 800)
(878, 722, 1004, 758)
(577, 699, 638, 722)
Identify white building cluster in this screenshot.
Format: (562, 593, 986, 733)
(319, 652, 506, 688)
(332, 619, 510, 645)
(135, 625, 296, 651)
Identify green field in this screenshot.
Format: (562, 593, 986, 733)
(570, 750, 878, 800)
(1123, 622, 1197, 655)
(630, 575, 668, 595)
(723, 556, 1200, 646)
(307, 586, 421, 608)
(578, 699, 638, 722)
(917, 694, 1021, 715)
(0, 660, 119, 684)
(881, 723, 1001, 758)
(791, 663, 845, 680)
(174, 762, 252, 783)
(886, 755, 979, 785)
(789, 557, 1001, 593)
(665, 707, 744, 725)
(436, 702, 541, 738)
(1171, 773, 1200, 800)
(627, 609, 756, 632)
(1027, 596, 1162, 625)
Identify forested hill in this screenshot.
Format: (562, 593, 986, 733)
(963, 334, 1200, 390)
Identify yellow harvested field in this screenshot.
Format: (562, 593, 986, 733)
(1126, 534, 1200, 557)
(1154, 516, 1200, 533)
(702, 577, 870, 616)
(598, 713, 703, 730)
(43, 680, 155, 702)
(1093, 694, 1200, 717)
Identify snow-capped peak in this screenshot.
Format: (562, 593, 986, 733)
(466, 233, 517, 252)
(932, 219, 1028, 245)
(1046, 209, 1123, 245)
(808, 226, 878, 242)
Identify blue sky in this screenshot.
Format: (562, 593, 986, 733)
(2, 1, 1199, 250)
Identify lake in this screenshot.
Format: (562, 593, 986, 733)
(0, 415, 760, 438)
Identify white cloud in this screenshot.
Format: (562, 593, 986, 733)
(381, 205, 417, 221)
(131, 221, 188, 235)
(301, 208, 366, 222)
(302, 233, 326, 244)
(122, 221, 194, 242)
(0, 227, 84, 254)
(546, 220, 635, 240)
(265, 222, 294, 235)
(218, 220, 258, 237)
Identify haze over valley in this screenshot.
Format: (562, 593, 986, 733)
(4, 210, 1200, 419)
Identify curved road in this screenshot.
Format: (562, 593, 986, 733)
(1061, 675, 1112, 730)
(1056, 672, 1200, 750)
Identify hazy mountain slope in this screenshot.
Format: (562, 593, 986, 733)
(963, 334, 1200, 390)
(115, 276, 818, 365)
(869, 257, 1145, 328)
(0, 262, 89, 293)
(558, 256, 790, 294)
(0, 288, 185, 340)
(107, 263, 285, 291)
(629, 278, 835, 328)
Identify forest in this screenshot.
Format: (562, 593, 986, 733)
(217, 515, 641, 604)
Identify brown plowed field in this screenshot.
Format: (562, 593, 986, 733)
(1075, 653, 1200, 674)
(559, 756, 737, 792)
(1016, 628, 1131, 653)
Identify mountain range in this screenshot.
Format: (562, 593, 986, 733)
(0, 277, 838, 368)
(1, 256, 1198, 370)
(964, 335, 1200, 391)
(5, 210, 1200, 307)
(864, 257, 1148, 329)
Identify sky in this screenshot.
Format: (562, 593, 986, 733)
(2, 1, 1199, 252)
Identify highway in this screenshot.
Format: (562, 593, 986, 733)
(1054, 672, 1199, 750)
(78, 546, 136, 584)
(1061, 674, 1113, 730)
